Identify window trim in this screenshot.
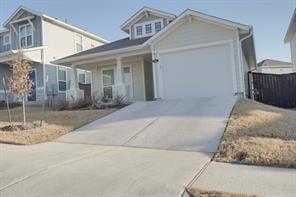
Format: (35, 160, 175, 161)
(134, 19, 163, 38)
(78, 70, 86, 84)
(135, 25, 143, 36)
(3, 33, 10, 46)
(101, 67, 115, 99)
(19, 23, 33, 48)
(75, 33, 83, 52)
(145, 23, 152, 34)
(57, 66, 67, 92)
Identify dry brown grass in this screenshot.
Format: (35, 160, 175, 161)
(214, 98, 296, 168)
(187, 188, 257, 197)
(0, 105, 115, 145)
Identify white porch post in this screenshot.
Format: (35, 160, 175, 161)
(67, 64, 84, 101)
(70, 64, 78, 90)
(115, 57, 126, 97)
(151, 48, 159, 99)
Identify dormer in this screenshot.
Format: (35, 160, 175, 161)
(121, 7, 176, 40)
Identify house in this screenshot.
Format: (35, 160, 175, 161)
(0, 6, 108, 102)
(256, 59, 293, 74)
(53, 7, 256, 101)
(284, 8, 296, 71)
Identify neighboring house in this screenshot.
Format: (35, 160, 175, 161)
(0, 6, 108, 102)
(284, 8, 296, 71)
(256, 59, 293, 74)
(53, 6, 256, 101)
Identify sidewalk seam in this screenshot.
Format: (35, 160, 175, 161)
(0, 148, 112, 192)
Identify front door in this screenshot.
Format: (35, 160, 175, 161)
(102, 68, 115, 99)
(123, 66, 132, 100)
(28, 69, 36, 101)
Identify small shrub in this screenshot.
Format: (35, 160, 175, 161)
(71, 99, 92, 110)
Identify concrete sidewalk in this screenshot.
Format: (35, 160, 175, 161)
(0, 142, 211, 197)
(189, 161, 296, 197)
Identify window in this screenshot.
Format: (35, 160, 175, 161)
(102, 69, 115, 99)
(75, 34, 83, 52)
(134, 20, 163, 38)
(78, 73, 86, 84)
(58, 67, 67, 91)
(3, 34, 10, 45)
(145, 24, 152, 34)
(19, 24, 33, 48)
(136, 26, 142, 36)
(155, 22, 162, 32)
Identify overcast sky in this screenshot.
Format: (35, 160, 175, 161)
(0, 0, 295, 62)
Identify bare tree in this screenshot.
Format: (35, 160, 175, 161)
(8, 51, 33, 124)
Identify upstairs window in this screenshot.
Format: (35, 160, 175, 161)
(136, 26, 142, 36)
(19, 24, 33, 48)
(155, 22, 162, 32)
(134, 19, 163, 38)
(145, 24, 152, 34)
(75, 34, 83, 52)
(3, 34, 10, 45)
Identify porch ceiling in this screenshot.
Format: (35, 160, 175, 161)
(0, 52, 41, 64)
(71, 51, 152, 70)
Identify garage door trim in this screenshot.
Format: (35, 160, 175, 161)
(157, 39, 237, 99)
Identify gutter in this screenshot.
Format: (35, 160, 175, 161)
(238, 27, 253, 97)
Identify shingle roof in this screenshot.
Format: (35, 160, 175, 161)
(257, 59, 292, 67)
(58, 36, 151, 61)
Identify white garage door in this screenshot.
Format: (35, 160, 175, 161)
(160, 44, 235, 99)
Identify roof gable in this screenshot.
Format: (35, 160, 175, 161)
(4, 6, 42, 28)
(3, 6, 108, 43)
(144, 9, 250, 45)
(120, 6, 176, 33)
(284, 9, 296, 43)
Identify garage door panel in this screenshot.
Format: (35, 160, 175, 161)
(160, 44, 234, 99)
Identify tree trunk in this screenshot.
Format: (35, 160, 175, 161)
(22, 95, 26, 124)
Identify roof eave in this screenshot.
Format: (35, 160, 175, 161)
(284, 9, 296, 43)
(42, 15, 109, 43)
(52, 45, 147, 65)
(120, 6, 176, 32)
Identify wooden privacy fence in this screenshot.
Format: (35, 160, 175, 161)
(250, 72, 296, 108)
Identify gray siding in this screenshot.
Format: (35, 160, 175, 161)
(0, 34, 11, 52)
(31, 62, 43, 87)
(0, 63, 11, 90)
(10, 10, 42, 50)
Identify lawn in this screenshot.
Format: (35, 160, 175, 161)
(187, 188, 257, 197)
(0, 105, 114, 145)
(214, 98, 296, 168)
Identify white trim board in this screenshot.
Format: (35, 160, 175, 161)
(158, 39, 234, 54)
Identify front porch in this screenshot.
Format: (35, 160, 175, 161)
(67, 53, 154, 102)
(0, 48, 46, 102)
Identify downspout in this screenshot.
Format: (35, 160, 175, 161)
(238, 27, 253, 98)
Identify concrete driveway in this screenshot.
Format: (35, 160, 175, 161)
(0, 97, 237, 196)
(58, 97, 237, 152)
